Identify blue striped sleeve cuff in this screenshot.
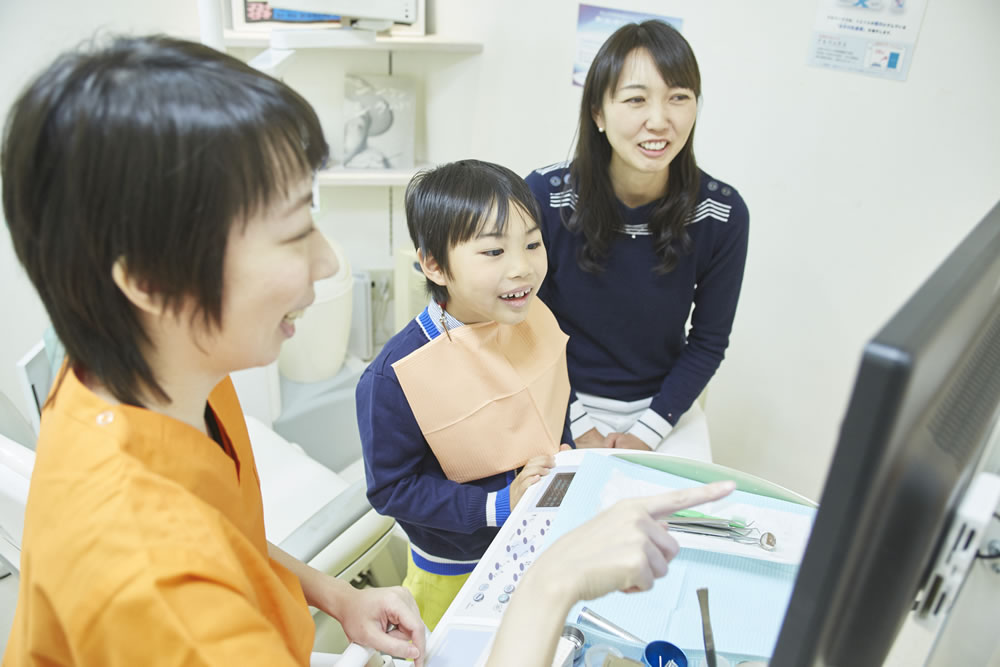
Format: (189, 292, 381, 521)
(487, 486, 512, 527)
(627, 408, 673, 449)
(569, 399, 598, 439)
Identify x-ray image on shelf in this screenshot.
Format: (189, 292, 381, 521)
(341, 74, 416, 170)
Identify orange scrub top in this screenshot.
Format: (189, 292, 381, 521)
(3, 368, 314, 666)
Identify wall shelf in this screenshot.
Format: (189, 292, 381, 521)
(317, 164, 429, 187)
(223, 30, 482, 53)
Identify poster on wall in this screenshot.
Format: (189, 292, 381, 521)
(807, 0, 928, 81)
(341, 74, 416, 170)
(573, 4, 683, 87)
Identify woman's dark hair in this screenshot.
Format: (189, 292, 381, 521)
(2, 34, 328, 406)
(404, 159, 541, 304)
(569, 20, 701, 274)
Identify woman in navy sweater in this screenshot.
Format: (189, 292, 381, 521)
(526, 20, 749, 460)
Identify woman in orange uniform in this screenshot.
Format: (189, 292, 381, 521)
(1, 34, 734, 666)
(1, 35, 424, 665)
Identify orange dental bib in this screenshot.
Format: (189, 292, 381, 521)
(392, 300, 570, 483)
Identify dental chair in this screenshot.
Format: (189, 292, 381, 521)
(0, 395, 34, 578)
(0, 338, 401, 653)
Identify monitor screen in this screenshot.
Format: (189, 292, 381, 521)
(771, 200, 1000, 666)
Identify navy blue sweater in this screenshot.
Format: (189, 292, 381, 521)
(356, 303, 573, 575)
(526, 163, 749, 441)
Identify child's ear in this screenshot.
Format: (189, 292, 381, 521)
(416, 248, 448, 287)
(111, 257, 166, 317)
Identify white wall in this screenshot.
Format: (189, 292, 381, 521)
(0, 1, 202, 424)
(428, 0, 1000, 499)
(1, 1, 999, 501)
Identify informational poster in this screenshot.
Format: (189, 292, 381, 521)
(808, 0, 929, 81)
(573, 4, 683, 87)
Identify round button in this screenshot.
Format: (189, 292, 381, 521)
(707, 181, 719, 191)
(498, 593, 510, 604)
(479, 583, 489, 591)
(503, 584, 515, 594)
(473, 592, 484, 602)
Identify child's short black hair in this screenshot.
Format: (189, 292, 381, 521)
(404, 159, 542, 304)
(2, 34, 328, 406)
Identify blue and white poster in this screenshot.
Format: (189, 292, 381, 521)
(808, 0, 929, 81)
(573, 4, 683, 87)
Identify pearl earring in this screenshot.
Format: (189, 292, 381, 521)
(598, 127, 605, 133)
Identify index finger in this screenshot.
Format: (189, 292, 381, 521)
(388, 609, 427, 665)
(643, 481, 736, 518)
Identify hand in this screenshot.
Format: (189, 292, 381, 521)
(267, 542, 426, 663)
(528, 481, 736, 602)
(606, 431, 652, 451)
(485, 481, 737, 667)
(574, 427, 612, 449)
(327, 586, 426, 666)
(510, 454, 556, 508)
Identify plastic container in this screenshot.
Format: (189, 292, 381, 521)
(585, 644, 624, 667)
(642, 640, 688, 667)
(278, 238, 353, 383)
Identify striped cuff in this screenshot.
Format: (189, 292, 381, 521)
(626, 408, 673, 449)
(569, 400, 599, 439)
(487, 487, 512, 527)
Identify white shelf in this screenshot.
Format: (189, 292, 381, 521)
(317, 165, 428, 187)
(224, 30, 482, 53)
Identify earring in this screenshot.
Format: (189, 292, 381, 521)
(598, 127, 605, 133)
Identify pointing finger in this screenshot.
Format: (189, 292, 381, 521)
(644, 481, 736, 518)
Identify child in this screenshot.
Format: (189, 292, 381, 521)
(356, 159, 574, 629)
(2, 35, 424, 664)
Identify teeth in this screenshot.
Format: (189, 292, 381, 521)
(640, 140, 667, 150)
(284, 309, 304, 321)
(500, 288, 530, 300)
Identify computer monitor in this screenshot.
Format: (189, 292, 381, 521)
(771, 200, 1000, 666)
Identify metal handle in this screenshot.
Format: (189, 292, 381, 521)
(577, 606, 645, 645)
(697, 587, 717, 667)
